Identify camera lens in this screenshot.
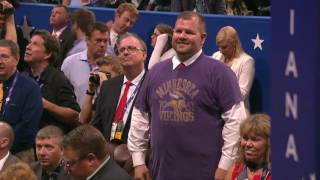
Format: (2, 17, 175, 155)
(89, 74, 100, 85)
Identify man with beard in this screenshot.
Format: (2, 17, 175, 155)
(62, 22, 109, 106)
(128, 11, 247, 180)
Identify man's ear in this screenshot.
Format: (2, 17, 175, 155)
(44, 52, 52, 61)
(0, 138, 9, 149)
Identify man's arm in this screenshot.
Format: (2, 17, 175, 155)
(215, 101, 247, 180)
(127, 107, 151, 180)
(3, 1, 17, 43)
(42, 98, 79, 124)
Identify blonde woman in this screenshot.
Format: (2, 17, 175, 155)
(212, 26, 254, 115)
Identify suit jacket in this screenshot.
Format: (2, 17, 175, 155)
(30, 162, 72, 180)
(1, 153, 20, 172)
(54, 26, 75, 69)
(92, 74, 144, 143)
(89, 158, 131, 180)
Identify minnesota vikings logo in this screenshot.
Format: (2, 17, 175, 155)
(157, 78, 199, 123)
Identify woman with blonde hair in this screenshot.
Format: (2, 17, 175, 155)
(212, 26, 255, 115)
(225, 113, 271, 180)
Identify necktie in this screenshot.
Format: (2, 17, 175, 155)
(177, 63, 185, 70)
(0, 83, 3, 111)
(113, 81, 132, 122)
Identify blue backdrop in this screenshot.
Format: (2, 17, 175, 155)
(15, 3, 271, 113)
(271, 0, 320, 178)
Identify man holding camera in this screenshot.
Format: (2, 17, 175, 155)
(24, 30, 80, 133)
(62, 22, 109, 107)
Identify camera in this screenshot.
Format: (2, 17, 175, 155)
(0, 1, 14, 16)
(89, 73, 100, 85)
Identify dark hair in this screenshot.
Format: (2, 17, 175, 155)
(71, 9, 96, 35)
(117, 32, 147, 53)
(0, 39, 19, 58)
(53, 5, 70, 19)
(86, 21, 109, 38)
(33, 30, 60, 63)
(155, 23, 173, 54)
(36, 125, 64, 145)
(176, 11, 206, 33)
(62, 125, 108, 160)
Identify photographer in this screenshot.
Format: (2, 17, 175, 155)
(0, 0, 17, 43)
(79, 55, 123, 124)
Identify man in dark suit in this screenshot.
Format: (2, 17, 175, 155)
(31, 125, 72, 180)
(92, 33, 146, 144)
(0, 122, 20, 172)
(62, 125, 131, 180)
(49, 5, 74, 68)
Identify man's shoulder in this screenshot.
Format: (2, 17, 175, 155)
(3, 154, 21, 168)
(101, 75, 124, 88)
(17, 72, 39, 88)
(62, 50, 87, 68)
(94, 159, 131, 180)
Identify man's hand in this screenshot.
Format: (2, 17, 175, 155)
(42, 98, 51, 110)
(214, 168, 227, 180)
(134, 164, 151, 180)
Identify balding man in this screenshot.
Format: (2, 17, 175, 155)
(0, 122, 20, 172)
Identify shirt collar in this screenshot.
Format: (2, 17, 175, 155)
(79, 50, 89, 62)
(172, 49, 202, 70)
(52, 26, 68, 38)
(123, 69, 145, 87)
(3, 70, 18, 87)
(86, 156, 110, 180)
(0, 152, 10, 171)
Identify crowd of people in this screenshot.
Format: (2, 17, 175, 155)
(0, 1, 272, 180)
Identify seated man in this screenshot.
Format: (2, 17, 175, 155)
(0, 122, 20, 172)
(31, 125, 72, 180)
(62, 125, 131, 180)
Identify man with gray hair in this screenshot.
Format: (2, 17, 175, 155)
(0, 122, 20, 172)
(31, 125, 72, 180)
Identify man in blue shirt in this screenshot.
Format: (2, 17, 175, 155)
(0, 39, 43, 162)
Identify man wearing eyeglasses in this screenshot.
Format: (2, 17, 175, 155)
(0, 39, 42, 162)
(91, 33, 146, 171)
(62, 125, 131, 180)
(31, 125, 72, 180)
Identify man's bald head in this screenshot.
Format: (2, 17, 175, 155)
(0, 122, 14, 150)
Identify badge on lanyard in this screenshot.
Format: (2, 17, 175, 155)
(114, 120, 123, 140)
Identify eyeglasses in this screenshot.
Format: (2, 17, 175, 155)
(118, 46, 144, 54)
(64, 155, 88, 169)
(0, 54, 13, 62)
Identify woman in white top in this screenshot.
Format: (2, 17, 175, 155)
(212, 26, 255, 115)
(148, 23, 176, 69)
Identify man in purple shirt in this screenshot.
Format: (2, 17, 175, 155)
(128, 11, 247, 180)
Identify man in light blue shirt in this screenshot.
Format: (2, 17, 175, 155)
(62, 22, 109, 106)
